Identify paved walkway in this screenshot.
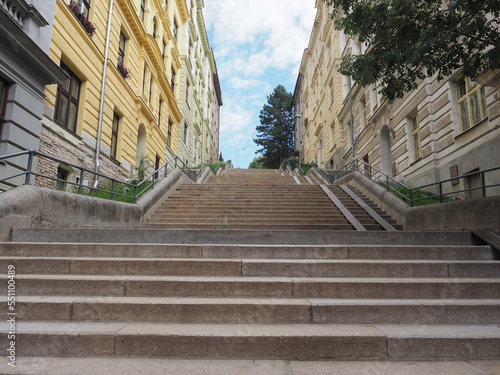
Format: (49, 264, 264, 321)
(1, 357, 499, 375)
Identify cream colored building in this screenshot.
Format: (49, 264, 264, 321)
(38, 0, 219, 188)
(174, 0, 220, 167)
(293, 0, 345, 170)
(296, 2, 500, 198)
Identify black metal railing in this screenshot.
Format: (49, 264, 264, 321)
(336, 159, 500, 206)
(0, 150, 213, 203)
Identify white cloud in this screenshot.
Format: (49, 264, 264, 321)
(204, 0, 316, 73)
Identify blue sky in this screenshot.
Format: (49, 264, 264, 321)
(203, 0, 316, 168)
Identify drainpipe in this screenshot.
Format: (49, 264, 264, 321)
(94, 0, 114, 188)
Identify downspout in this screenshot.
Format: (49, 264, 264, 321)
(94, 0, 114, 188)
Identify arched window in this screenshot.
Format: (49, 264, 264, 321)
(152, 18, 157, 39)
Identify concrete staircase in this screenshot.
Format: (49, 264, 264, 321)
(1, 169, 499, 371)
(145, 169, 401, 230)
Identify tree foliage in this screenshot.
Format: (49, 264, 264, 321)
(325, 0, 500, 100)
(253, 85, 294, 169)
(248, 156, 265, 169)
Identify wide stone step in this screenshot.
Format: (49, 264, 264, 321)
(146, 218, 350, 225)
(4, 257, 498, 278)
(9, 296, 500, 324)
(143, 223, 356, 230)
(9, 228, 481, 245)
(3, 321, 499, 359)
(1, 243, 493, 260)
(6, 275, 499, 298)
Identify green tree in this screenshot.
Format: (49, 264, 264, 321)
(219, 152, 224, 162)
(253, 85, 294, 169)
(248, 156, 265, 169)
(325, 0, 500, 100)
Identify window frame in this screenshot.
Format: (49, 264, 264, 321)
(69, 0, 91, 18)
(410, 112, 421, 160)
(140, 0, 145, 21)
(183, 122, 188, 146)
(173, 19, 178, 43)
(118, 31, 126, 65)
(54, 62, 81, 133)
(171, 69, 176, 93)
(158, 99, 162, 128)
(111, 112, 120, 159)
(167, 119, 172, 147)
(456, 76, 487, 132)
(0, 76, 9, 142)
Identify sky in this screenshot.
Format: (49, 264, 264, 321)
(203, 0, 317, 169)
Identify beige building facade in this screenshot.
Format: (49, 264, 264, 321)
(296, 2, 500, 198)
(293, 0, 346, 170)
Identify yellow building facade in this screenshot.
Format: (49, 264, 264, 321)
(38, 0, 208, 187)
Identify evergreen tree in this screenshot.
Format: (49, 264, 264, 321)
(253, 85, 294, 169)
(325, 0, 500, 100)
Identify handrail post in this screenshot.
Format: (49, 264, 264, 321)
(24, 150, 34, 185)
(111, 179, 116, 200)
(78, 169, 85, 194)
(439, 182, 443, 203)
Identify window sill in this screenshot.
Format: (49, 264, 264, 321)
(454, 117, 488, 140)
(110, 156, 121, 166)
(410, 156, 422, 166)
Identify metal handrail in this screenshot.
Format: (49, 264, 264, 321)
(0, 150, 213, 203)
(335, 158, 500, 206)
(310, 161, 331, 183)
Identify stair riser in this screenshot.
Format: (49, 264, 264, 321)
(12, 279, 500, 298)
(312, 303, 500, 324)
(10, 332, 387, 359)
(1, 244, 493, 260)
(6, 331, 500, 360)
(15, 301, 500, 324)
(144, 224, 355, 230)
(4, 259, 499, 278)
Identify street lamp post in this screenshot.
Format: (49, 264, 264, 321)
(236, 148, 246, 169)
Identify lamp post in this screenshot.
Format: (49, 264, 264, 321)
(294, 114, 302, 167)
(236, 148, 246, 169)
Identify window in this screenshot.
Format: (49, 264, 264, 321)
(167, 119, 172, 147)
(56, 167, 68, 191)
(158, 99, 162, 128)
(165, 0, 168, 11)
(140, 0, 145, 21)
(330, 82, 334, 104)
(410, 113, 421, 160)
(152, 18, 157, 39)
(0, 76, 9, 142)
(183, 122, 188, 145)
(456, 77, 487, 132)
(111, 112, 119, 159)
(154, 155, 160, 179)
(55, 62, 81, 133)
(142, 66, 147, 94)
(118, 31, 126, 65)
(162, 39, 166, 60)
(149, 75, 153, 102)
(186, 81, 189, 103)
(173, 19, 178, 43)
(69, 0, 90, 18)
(171, 69, 175, 92)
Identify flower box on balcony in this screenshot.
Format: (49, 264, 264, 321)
(117, 62, 130, 79)
(68, 4, 96, 37)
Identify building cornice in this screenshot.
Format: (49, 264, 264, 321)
(0, 10, 66, 85)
